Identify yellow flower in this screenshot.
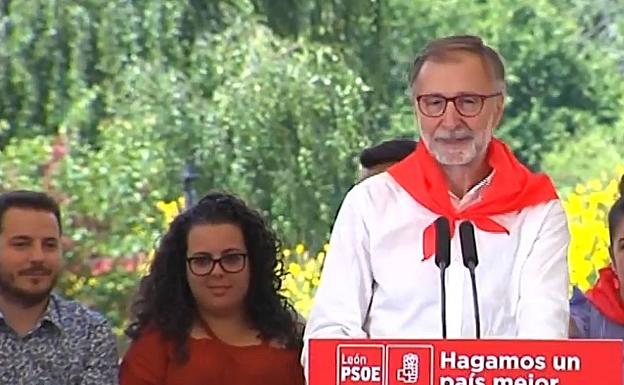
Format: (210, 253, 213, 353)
(565, 166, 623, 291)
(574, 184, 587, 195)
(587, 178, 603, 191)
(288, 262, 302, 276)
(276, 243, 329, 317)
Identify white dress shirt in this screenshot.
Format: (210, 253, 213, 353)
(303, 171, 570, 370)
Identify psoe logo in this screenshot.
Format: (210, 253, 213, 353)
(336, 344, 384, 385)
(397, 353, 419, 383)
(387, 345, 434, 385)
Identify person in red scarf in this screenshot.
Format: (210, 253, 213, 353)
(570, 176, 624, 339)
(303, 34, 570, 372)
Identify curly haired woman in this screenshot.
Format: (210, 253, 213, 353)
(119, 192, 305, 385)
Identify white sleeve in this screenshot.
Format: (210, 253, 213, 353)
(516, 200, 570, 338)
(301, 188, 374, 375)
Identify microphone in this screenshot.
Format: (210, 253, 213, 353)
(434, 216, 451, 338)
(459, 221, 481, 339)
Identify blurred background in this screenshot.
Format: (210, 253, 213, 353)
(1, 0, 622, 352)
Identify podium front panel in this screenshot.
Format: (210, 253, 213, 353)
(309, 339, 622, 385)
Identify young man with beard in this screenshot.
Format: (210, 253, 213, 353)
(304, 35, 570, 372)
(0, 190, 118, 384)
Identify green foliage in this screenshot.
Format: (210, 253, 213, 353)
(542, 124, 624, 191)
(0, 0, 240, 146)
(252, 0, 624, 168)
(0, 123, 165, 333)
(407, 1, 624, 167)
(0, 5, 371, 333)
(195, 20, 371, 247)
(1, 0, 624, 338)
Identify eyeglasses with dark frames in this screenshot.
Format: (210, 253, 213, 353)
(186, 252, 247, 276)
(416, 92, 502, 118)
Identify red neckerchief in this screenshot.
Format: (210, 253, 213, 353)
(586, 265, 624, 324)
(387, 138, 558, 260)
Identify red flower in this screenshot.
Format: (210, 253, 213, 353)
(90, 257, 114, 276)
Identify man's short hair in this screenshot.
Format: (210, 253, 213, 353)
(0, 190, 62, 233)
(359, 139, 417, 169)
(408, 35, 506, 95)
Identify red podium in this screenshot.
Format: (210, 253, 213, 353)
(309, 339, 622, 385)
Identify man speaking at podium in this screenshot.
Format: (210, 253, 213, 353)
(303, 35, 570, 370)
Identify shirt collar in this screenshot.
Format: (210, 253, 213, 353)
(41, 293, 65, 333)
(0, 292, 65, 333)
(449, 171, 495, 210)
